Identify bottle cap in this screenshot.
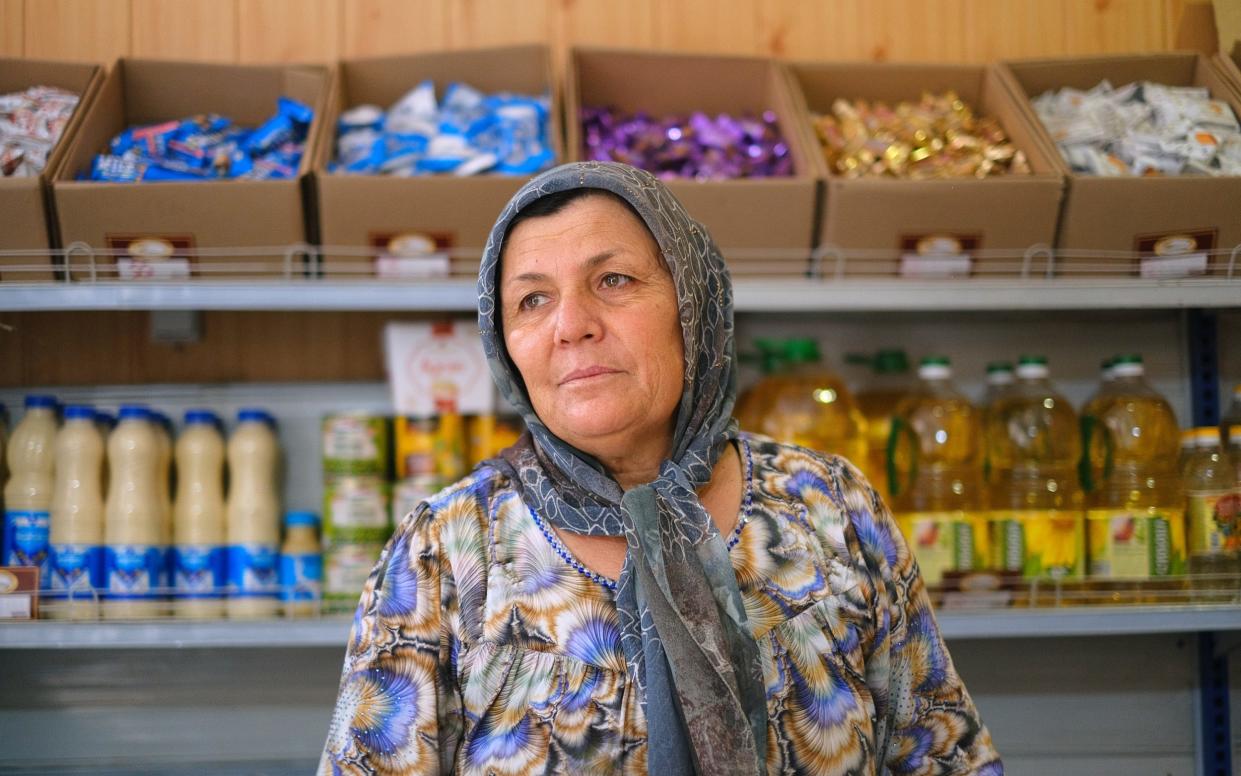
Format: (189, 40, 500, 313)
(184, 409, 219, 426)
(238, 408, 273, 426)
(918, 356, 952, 380)
(1189, 427, 1220, 446)
(24, 394, 57, 409)
(783, 338, 822, 364)
(285, 511, 319, 528)
(118, 404, 151, 420)
(873, 349, 909, 374)
(1111, 354, 1144, 377)
(63, 404, 96, 420)
(1016, 355, 1049, 379)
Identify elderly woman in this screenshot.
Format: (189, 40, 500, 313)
(320, 162, 1001, 776)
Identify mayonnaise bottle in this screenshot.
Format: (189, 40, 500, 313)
(3, 395, 59, 590)
(103, 405, 166, 619)
(49, 405, 105, 620)
(172, 410, 227, 619)
(280, 511, 322, 618)
(226, 409, 281, 619)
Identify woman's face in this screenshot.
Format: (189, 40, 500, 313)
(499, 195, 684, 460)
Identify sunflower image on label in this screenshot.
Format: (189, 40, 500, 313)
(989, 510, 1085, 579)
(897, 511, 978, 585)
(227, 544, 279, 598)
(1087, 508, 1186, 578)
(104, 545, 165, 599)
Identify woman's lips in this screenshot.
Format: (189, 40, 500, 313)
(559, 365, 622, 385)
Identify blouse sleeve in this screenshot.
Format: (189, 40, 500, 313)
(318, 502, 465, 775)
(836, 460, 1004, 776)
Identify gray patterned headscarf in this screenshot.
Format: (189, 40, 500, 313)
(479, 162, 765, 775)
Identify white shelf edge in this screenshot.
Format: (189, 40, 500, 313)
(2, 605, 1238, 648)
(0, 277, 1239, 312)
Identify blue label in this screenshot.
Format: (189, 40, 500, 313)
(172, 546, 227, 599)
(279, 552, 322, 602)
(3, 510, 51, 589)
(48, 543, 104, 600)
(103, 545, 166, 600)
(227, 544, 278, 599)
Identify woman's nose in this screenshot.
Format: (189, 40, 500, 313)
(554, 290, 603, 344)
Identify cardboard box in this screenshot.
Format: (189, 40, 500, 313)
(0, 59, 103, 282)
(785, 61, 1064, 278)
(1215, 41, 1241, 95)
(566, 48, 818, 276)
(1000, 53, 1241, 277)
(53, 59, 331, 280)
(314, 45, 560, 278)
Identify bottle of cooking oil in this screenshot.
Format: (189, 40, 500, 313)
(846, 349, 911, 498)
(1079, 357, 1119, 494)
(986, 356, 1085, 581)
(1183, 427, 1239, 600)
(981, 361, 1016, 484)
(888, 356, 987, 585)
(1084, 355, 1186, 587)
(735, 338, 786, 434)
(751, 338, 867, 465)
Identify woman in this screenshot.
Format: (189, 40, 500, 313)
(319, 161, 1001, 776)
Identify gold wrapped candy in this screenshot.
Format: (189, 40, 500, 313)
(812, 91, 1030, 179)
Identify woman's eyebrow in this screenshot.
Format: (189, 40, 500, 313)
(504, 249, 622, 286)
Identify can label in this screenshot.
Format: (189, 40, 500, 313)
(322, 414, 390, 476)
(172, 546, 227, 599)
(1087, 508, 1185, 578)
(104, 545, 165, 599)
(48, 543, 104, 598)
(280, 553, 323, 602)
(988, 509, 1085, 579)
(325, 541, 384, 599)
(1188, 491, 1241, 555)
(897, 511, 977, 585)
(227, 544, 279, 599)
(3, 510, 51, 588)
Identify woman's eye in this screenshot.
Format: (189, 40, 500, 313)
(519, 292, 548, 311)
(601, 273, 633, 289)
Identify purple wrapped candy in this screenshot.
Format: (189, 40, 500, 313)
(581, 105, 793, 179)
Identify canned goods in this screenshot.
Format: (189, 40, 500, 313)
(323, 475, 390, 542)
(322, 412, 391, 477)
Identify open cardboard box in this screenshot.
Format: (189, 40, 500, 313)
(0, 59, 103, 282)
(566, 48, 817, 276)
(1000, 52, 1241, 277)
(53, 59, 331, 281)
(785, 61, 1064, 278)
(1215, 41, 1241, 97)
(313, 45, 560, 278)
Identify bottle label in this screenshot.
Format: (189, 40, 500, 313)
(3, 510, 52, 589)
(104, 545, 166, 599)
(172, 546, 227, 599)
(279, 552, 323, 602)
(1188, 491, 1241, 555)
(48, 543, 104, 599)
(897, 512, 977, 585)
(227, 544, 279, 598)
(1087, 509, 1185, 578)
(988, 510, 1085, 579)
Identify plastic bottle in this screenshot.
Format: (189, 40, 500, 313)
(103, 405, 166, 619)
(48, 405, 105, 619)
(1183, 427, 1239, 599)
(845, 349, 911, 497)
(985, 357, 1085, 581)
(749, 338, 867, 465)
(172, 410, 227, 619)
(1079, 357, 1118, 494)
(1084, 355, 1186, 585)
(735, 339, 786, 433)
(888, 357, 987, 585)
(226, 409, 281, 619)
(3, 395, 59, 589)
(981, 361, 1016, 484)
(280, 511, 322, 618)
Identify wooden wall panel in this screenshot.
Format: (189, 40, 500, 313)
(555, 0, 656, 50)
(238, 0, 340, 63)
(448, 0, 551, 48)
(653, 0, 761, 55)
(0, 0, 24, 56)
(22, 0, 130, 62)
(131, 0, 238, 62)
(341, 0, 449, 58)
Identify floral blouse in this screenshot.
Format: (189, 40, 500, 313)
(319, 434, 1002, 776)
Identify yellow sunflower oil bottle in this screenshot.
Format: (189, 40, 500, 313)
(735, 339, 787, 434)
(981, 361, 1016, 484)
(750, 338, 867, 465)
(1183, 427, 1240, 600)
(845, 349, 911, 499)
(985, 356, 1085, 581)
(888, 356, 987, 585)
(1084, 355, 1186, 594)
(1079, 357, 1118, 495)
